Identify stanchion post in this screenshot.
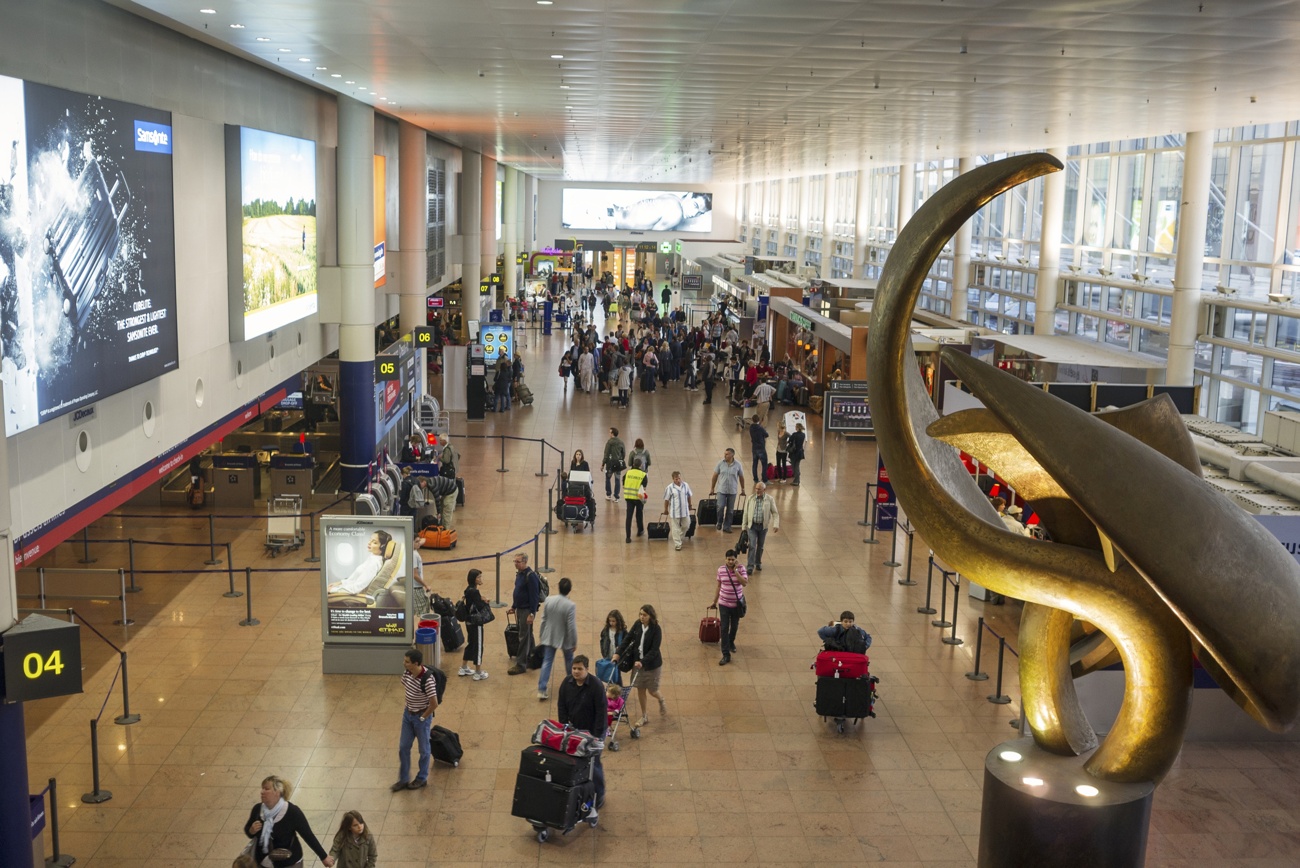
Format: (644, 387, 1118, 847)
(943, 575, 964, 645)
(931, 568, 952, 628)
(223, 542, 241, 598)
(917, 555, 937, 615)
(114, 652, 140, 725)
(897, 522, 917, 586)
(966, 618, 989, 680)
(863, 496, 880, 545)
(47, 777, 75, 867)
(239, 568, 259, 626)
(497, 437, 509, 473)
(114, 570, 134, 627)
(81, 720, 112, 803)
(125, 539, 141, 593)
(536, 439, 548, 477)
(78, 527, 96, 564)
(857, 482, 876, 526)
(305, 510, 320, 563)
(988, 637, 1012, 704)
(543, 523, 552, 572)
(38, 567, 46, 608)
(204, 514, 221, 565)
(491, 553, 505, 607)
(883, 512, 901, 567)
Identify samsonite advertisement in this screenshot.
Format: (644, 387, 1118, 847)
(0, 75, 179, 437)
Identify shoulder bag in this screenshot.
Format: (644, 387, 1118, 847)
(725, 568, 747, 618)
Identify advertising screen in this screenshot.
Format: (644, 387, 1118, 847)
(0, 76, 179, 437)
(374, 155, 386, 287)
(561, 188, 713, 233)
(226, 126, 317, 341)
(320, 516, 412, 643)
(480, 324, 513, 362)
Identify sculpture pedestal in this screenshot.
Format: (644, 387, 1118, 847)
(978, 737, 1153, 868)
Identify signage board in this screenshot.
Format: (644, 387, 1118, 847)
(1, 614, 83, 703)
(412, 326, 435, 347)
(789, 311, 814, 332)
(320, 516, 413, 643)
(426, 296, 445, 309)
(375, 355, 400, 381)
(683, 274, 704, 289)
(660, 241, 672, 254)
(635, 241, 658, 253)
(480, 324, 513, 361)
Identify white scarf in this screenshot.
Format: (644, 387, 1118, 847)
(260, 797, 289, 854)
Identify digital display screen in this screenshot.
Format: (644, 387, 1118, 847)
(226, 126, 317, 341)
(561, 188, 713, 232)
(0, 76, 179, 437)
(320, 517, 412, 642)
(480, 324, 513, 362)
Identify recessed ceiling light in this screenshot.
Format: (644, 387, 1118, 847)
(331, 74, 341, 78)
(279, 48, 291, 52)
(345, 80, 355, 84)
(998, 751, 1023, 762)
(315, 66, 327, 70)
(358, 87, 367, 91)
(565, 105, 572, 109)
(199, 7, 216, 13)
(256, 37, 270, 42)
(1075, 785, 1100, 798)
(537, 1, 553, 4)
(551, 54, 564, 59)
(229, 23, 244, 28)
(299, 57, 311, 62)
(1021, 777, 1044, 788)
(559, 85, 569, 89)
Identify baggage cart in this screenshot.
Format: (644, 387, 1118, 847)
(512, 742, 599, 842)
(265, 494, 304, 557)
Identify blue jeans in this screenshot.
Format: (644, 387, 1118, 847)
(537, 645, 575, 694)
(751, 451, 768, 486)
(399, 709, 431, 784)
(747, 526, 768, 571)
(605, 469, 621, 498)
(716, 492, 737, 531)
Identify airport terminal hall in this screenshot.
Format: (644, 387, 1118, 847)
(8, 1, 1300, 866)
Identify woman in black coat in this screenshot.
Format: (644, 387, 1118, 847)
(244, 775, 332, 868)
(611, 604, 667, 726)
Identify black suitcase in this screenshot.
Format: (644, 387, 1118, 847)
(518, 745, 592, 786)
(431, 725, 463, 767)
(441, 615, 465, 652)
(647, 517, 670, 540)
(511, 774, 596, 832)
(528, 643, 545, 670)
(504, 615, 522, 657)
(731, 494, 746, 527)
(698, 498, 718, 526)
(456, 477, 465, 506)
(685, 513, 697, 538)
(815, 675, 878, 719)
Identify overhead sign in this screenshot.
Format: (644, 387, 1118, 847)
(660, 241, 672, 254)
(826, 381, 873, 435)
(1, 615, 83, 703)
(426, 295, 445, 309)
(789, 311, 814, 332)
(683, 274, 704, 289)
(412, 327, 435, 347)
(635, 242, 658, 253)
(375, 355, 401, 381)
(480, 324, 514, 362)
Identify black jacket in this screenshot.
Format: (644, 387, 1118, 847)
(615, 621, 663, 671)
(557, 673, 609, 738)
(244, 802, 328, 868)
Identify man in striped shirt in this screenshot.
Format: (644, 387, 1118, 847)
(393, 648, 439, 792)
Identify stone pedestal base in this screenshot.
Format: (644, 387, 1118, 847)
(978, 737, 1154, 868)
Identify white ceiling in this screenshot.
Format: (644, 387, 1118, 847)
(109, 0, 1300, 183)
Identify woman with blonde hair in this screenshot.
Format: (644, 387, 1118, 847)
(243, 775, 332, 867)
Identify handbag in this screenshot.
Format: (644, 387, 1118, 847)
(470, 599, 496, 626)
(454, 597, 471, 622)
(725, 567, 747, 618)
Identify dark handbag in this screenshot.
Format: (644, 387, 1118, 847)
(735, 529, 750, 554)
(470, 600, 496, 626)
(725, 568, 747, 618)
(454, 597, 471, 622)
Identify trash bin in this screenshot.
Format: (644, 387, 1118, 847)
(416, 617, 441, 670)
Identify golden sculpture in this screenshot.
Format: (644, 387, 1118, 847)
(867, 153, 1300, 783)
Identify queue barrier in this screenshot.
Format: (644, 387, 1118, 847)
(34, 777, 75, 867)
(16, 567, 134, 626)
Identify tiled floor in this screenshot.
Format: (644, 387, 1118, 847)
(21, 311, 1300, 867)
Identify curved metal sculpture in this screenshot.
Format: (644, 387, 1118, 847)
(867, 153, 1300, 783)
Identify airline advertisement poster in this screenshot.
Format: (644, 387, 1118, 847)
(320, 516, 412, 643)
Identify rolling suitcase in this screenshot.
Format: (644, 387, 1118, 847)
(685, 512, 697, 539)
(441, 615, 465, 652)
(431, 725, 463, 767)
(815, 675, 879, 725)
(647, 515, 670, 540)
(504, 614, 522, 658)
(511, 774, 596, 840)
(814, 651, 870, 679)
(699, 608, 721, 643)
(698, 498, 718, 526)
(731, 494, 746, 527)
(518, 745, 593, 785)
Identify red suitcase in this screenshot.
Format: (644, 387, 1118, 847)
(813, 651, 869, 679)
(699, 608, 721, 644)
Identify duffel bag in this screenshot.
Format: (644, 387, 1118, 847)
(531, 719, 598, 756)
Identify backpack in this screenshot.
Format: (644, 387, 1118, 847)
(535, 572, 550, 600)
(419, 665, 448, 709)
(439, 445, 456, 479)
(825, 626, 869, 655)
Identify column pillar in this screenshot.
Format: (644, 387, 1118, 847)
(821, 174, 835, 280)
(398, 121, 428, 336)
(503, 166, 519, 302)
(1168, 131, 1213, 385)
(337, 97, 377, 493)
(461, 150, 482, 338)
(855, 169, 871, 278)
(953, 156, 977, 314)
(898, 162, 916, 232)
(522, 173, 536, 253)
(1036, 147, 1068, 334)
(481, 154, 498, 316)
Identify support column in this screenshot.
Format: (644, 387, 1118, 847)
(481, 154, 498, 317)
(821, 174, 835, 281)
(953, 156, 977, 313)
(337, 97, 377, 493)
(461, 150, 482, 337)
(398, 122, 428, 336)
(1168, 131, 1213, 385)
(898, 162, 916, 232)
(1036, 147, 1067, 334)
(503, 166, 519, 302)
(855, 168, 871, 279)
(523, 173, 536, 253)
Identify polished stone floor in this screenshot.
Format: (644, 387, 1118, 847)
(21, 313, 1300, 867)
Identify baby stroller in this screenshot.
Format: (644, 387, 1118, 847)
(562, 470, 596, 531)
(605, 669, 640, 751)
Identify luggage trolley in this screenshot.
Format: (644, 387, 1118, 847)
(812, 651, 880, 734)
(265, 494, 305, 557)
(561, 470, 596, 532)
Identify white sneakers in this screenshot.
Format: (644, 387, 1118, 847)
(458, 666, 473, 676)
(473, 671, 490, 681)
(538, 691, 550, 700)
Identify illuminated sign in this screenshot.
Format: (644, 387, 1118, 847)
(789, 311, 814, 332)
(375, 355, 400, 381)
(1, 615, 82, 703)
(480, 324, 514, 362)
(660, 241, 672, 254)
(412, 327, 435, 346)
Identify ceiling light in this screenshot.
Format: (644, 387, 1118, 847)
(256, 37, 270, 42)
(200, 7, 216, 13)
(1075, 785, 1100, 798)
(315, 66, 327, 70)
(279, 48, 291, 52)
(537, 1, 553, 4)
(331, 74, 341, 78)
(345, 80, 355, 84)
(551, 54, 564, 59)
(1022, 777, 1044, 788)
(299, 57, 311, 62)
(358, 87, 367, 91)
(229, 23, 244, 28)
(560, 85, 570, 89)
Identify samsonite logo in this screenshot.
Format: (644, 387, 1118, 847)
(134, 121, 172, 153)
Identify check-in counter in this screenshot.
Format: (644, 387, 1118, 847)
(270, 454, 315, 500)
(212, 454, 259, 507)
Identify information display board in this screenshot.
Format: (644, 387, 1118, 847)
(480, 323, 513, 362)
(1, 614, 82, 703)
(319, 516, 413, 644)
(825, 380, 873, 435)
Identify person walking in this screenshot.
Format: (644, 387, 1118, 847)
(602, 428, 626, 502)
(748, 415, 769, 485)
(392, 648, 438, 791)
(740, 481, 779, 572)
(616, 357, 633, 408)
(611, 605, 667, 726)
(628, 438, 652, 489)
(662, 470, 694, 551)
(701, 350, 717, 404)
(623, 457, 648, 543)
(788, 422, 807, 486)
(774, 423, 790, 483)
(556, 655, 609, 814)
(558, 350, 573, 393)
(709, 549, 749, 666)
(752, 377, 776, 420)
(709, 448, 746, 533)
(536, 577, 579, 700)
(506, 554, 543, 675)
(578, 346, 595, 393)
(243, 775, 333, 867)
(458, 568, 489, 680)
(328, 810, 377, 868)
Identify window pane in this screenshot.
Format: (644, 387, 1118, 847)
(1149, 151, 1183, 255)
(1230, 142, 1284, 265)
(1112, 154, 1145, 250)
(1275, 315, 1300, 351)
(1104, 319, 1131, 348)
(1083, 159, 1109, 247)
(1138, 328, 1169, 357)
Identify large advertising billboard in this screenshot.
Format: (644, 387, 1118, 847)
(320, 515, 413, 643)
(225, 126, 317, 341)
(0, 76, 179, 437)
(561, 188, 713, 233)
